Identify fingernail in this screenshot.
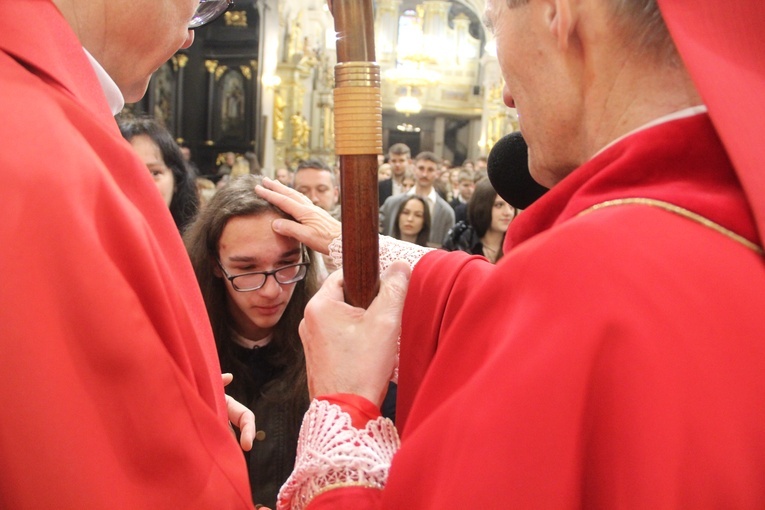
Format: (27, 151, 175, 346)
(271, 219, 283, 232)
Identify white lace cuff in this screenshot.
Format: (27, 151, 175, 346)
(328, 234, 434, 274)
(277, 399, 400, 510)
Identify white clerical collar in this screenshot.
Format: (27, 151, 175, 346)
(83, 48, 125, 115)
(594, 105, 708, 158)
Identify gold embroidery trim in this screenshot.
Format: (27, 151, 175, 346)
(577, 197, 764, 256)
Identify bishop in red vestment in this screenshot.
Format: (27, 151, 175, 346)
(0, 1, 253, 507)
(271, 0, 765, 508)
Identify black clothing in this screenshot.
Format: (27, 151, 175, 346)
(226, 342, 309, 509)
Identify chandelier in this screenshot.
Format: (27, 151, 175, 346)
(394, 86, 422, 115)
(386, 53, 439, 116)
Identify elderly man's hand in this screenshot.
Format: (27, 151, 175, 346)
(255, 177, 341, 255)
(299, 261, 411, 406)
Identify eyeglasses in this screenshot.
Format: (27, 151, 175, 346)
(217, 260, 311, 292)
(189, 0, 233, 30)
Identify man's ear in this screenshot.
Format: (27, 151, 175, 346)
(549, 0, 575, 51)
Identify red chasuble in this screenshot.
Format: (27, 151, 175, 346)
(312, 114, 765, 508)
(0, 2, 252, 508)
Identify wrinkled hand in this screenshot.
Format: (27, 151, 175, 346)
(255, 177, 341, 255)
(299, 261, 411, 407)
(222, 373, 256, 451)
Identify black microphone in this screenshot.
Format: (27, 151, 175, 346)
(487, 132, 548, 210)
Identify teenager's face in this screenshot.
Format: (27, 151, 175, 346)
(414, 159, 439, 190)
(491, 196, 516, 233)
(130, 134, 175, 207)
(388, 153, 410, 177)
(458, 179, 475, 201)
(398, 198, 425, 237)
(216, 212, 303, 340)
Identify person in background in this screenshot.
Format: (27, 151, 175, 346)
(434, 166, 452, 201)
(470, 180, 515, 263)
(400, 169, 416, 194)
(293, 158, 340, 221)
(179, 143, 200, 177)
(195, 176, 217, 210)
(474, 155, 488, 173)
(380, 151, 455, 247)
(217, 151, 236, 177)
(184, 175, 316, 509)
(257, 0, 765, 508)
(118, 115, 199, 232)
(391, 195, 431, 247)
(448, 167, 462, 202)
(449, 169, 476, 223)
(378, 142, 412, 206)
(443, 178, 515, 263)
(245, 151, 261, 176)
(377, 162, 392, 181)
(230, 155, 251, 179)
(0, 1, 254, 507)
(275, 167, 294, 188)
(450, 170, 476, 208)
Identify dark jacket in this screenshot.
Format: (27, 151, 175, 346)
(379, 178, 394, 206)
(226, 342, 309, 509)
(442, 220, 483, 255)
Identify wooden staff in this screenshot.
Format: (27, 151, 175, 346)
(330, 0, 381, 308)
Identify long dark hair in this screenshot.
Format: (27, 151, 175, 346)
(184, 175, 317, 404)
(468, 178, 506, 260)
(117, 115, 199, 232)
(392, 195, 431, 246)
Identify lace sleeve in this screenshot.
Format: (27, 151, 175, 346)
(328, 235, 434, 274)
(277, 399, 400, 510)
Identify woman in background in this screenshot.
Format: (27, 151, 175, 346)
(443, 178, 516, 263)
(469, 178, 516, 263)
(118, 115, 199, 232)
(391, 195, 431, 247)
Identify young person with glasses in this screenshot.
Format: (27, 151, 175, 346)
(184, 175, 318, 509)
(1, 1, 251, 507)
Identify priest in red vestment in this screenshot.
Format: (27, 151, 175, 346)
(0, 1, 254, 508)
(256, 0, 765, 508)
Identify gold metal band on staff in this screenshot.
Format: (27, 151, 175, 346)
(334, 62, 382, 155)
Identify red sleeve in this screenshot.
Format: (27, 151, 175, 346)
(396, 249, 496, 432)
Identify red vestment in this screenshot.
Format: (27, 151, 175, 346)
(311, 114, 765, 508)
(0, 2, 252, 507)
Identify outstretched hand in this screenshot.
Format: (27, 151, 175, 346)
(222, 373, 256, 451)
(299, 261, 411, 407)
(255, 177, 341, 255)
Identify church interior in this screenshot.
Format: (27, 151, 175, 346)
(125, 0, 517, 177)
